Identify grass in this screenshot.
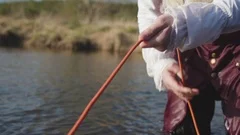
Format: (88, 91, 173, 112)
(0, 0, 140, 52)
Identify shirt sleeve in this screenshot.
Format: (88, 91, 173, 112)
(167, 0, 240, 51)
(138, 0, 177, 91)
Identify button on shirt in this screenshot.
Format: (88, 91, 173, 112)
(236, 62, 240, 67)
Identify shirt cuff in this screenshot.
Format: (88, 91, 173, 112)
(166, 2, 228, 51)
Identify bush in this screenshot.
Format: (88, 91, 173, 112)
(0, 0, 137, 22)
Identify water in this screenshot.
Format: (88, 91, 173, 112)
(0, 48, 224, 135)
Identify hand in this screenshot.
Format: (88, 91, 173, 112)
(139, 14, 173, 52)
(162, 63, 199, 101)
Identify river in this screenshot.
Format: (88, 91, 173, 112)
(0, 48, 224, 135)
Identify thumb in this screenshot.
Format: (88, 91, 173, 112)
(169, 63, 188, 82)
(168, 63, 181, 78)
(138, 30, 155, 48)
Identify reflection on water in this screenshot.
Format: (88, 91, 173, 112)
(0, 48, 224, 135)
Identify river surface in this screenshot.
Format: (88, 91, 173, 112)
(0, 48, 225, 135)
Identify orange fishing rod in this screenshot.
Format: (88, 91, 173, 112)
(67, 40, 143, 135)
(67, 40, 200, 135)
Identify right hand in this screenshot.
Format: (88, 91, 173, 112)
(139, 14, 173, 52)
(162, 63, 199, 101)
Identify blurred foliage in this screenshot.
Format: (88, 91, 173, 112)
(0, 0, 139, 52)
(0, 0, 137, 23)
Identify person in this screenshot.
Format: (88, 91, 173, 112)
(138, 0, 240, 135)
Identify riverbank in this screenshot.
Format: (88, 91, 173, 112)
(0, 1, 141, 52)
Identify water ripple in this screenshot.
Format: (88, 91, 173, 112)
(0, 50, 225, 135)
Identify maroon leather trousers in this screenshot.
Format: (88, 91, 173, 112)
(163, 31, 240, 135)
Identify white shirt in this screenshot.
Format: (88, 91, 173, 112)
(138, 0, 240, 91)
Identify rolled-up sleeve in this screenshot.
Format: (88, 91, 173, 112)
(167, 0, 240, 51)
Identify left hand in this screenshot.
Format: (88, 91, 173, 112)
(139, 14, 174, 52)
(162, 63, 199, 101)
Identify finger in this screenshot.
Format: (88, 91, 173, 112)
(176, 71, 183, 82)
(179, 87, 199, 100)
(163, 69, 187, 94)
(139, 14, 173, 43)
(173, 68, 199, 98)
(139, 17, 168, 42)
(172, 90, 189, 101)
(191, 88, 199, 96)
(167, 63, 184, 84)
(177, 83, 199, 96)
(163, 64, 180, 89)
(168, 63, 180, 75)
(163, 63, 199, 100)
(168, 61, 190, 82)
(174, 89, 197, 101)
(164, 68, 199, 99)
(141, 27, 172, 51)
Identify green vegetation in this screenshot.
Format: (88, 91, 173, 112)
(0, 0, 140, 52)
